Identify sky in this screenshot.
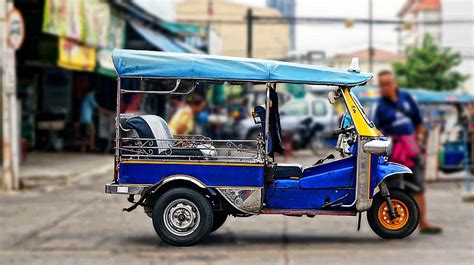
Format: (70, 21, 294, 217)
(233, 0, 406, 57)
(135, 0, 407, 57)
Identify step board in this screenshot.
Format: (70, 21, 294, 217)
(261, 208, 356, 216)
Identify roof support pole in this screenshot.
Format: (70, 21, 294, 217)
(114, 77, 121, 181)
(264, 83, 271, 161)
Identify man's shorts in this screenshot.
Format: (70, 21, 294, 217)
(80, 123, 95, 141)
(386, 157, 426, 194)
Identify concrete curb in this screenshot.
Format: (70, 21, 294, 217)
(19, 163, 113, 189)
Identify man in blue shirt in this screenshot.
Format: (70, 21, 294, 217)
(80, 88, 112, 152)
(372, 70, 441, 234)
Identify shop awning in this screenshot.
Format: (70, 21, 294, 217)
(130, 21, 203, 54)
(96, 49, 116, 78)
(160, 21, 201, 35)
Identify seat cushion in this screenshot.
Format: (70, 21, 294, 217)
(124, 115, 173, 154)
(275, 164, 302, 179)
(123, 115, 216, 158)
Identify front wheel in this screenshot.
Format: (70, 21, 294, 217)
(152, 187, 214, 246)
(367, 189, 419, 239)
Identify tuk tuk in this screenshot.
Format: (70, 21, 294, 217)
(106, 49, 419, 246)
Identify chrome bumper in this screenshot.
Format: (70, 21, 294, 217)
(105, 182, 151, 195)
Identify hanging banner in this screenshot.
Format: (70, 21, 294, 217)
(97, 13, 126, 77)
(42, 0, 117, 48)
(58, 38, 96, 72)
(83, 0, 110, 47)
(42, 0, 85, 41)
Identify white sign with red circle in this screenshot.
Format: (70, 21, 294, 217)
(6, 7, 25, 50)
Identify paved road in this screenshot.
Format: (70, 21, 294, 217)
(0, 157, 473, 264)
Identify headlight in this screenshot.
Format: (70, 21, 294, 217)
(363, 139, 391, 155)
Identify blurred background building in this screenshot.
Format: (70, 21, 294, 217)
(266, 0, 296, 52)
(176, 0, 290, 59)
(397, 0, 473, 93)
(330, 48, 405, 77)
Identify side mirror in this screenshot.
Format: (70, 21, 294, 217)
(328, 91, 338, 105)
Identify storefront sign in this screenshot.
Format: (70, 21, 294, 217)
(6, 7, 25, 50)
(58, 38, 96, 72)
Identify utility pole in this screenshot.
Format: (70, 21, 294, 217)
(245, 8, 253, 94)
(368, 0, 374, 75)
(246, 8, 253, 58)
(1, 0, 21, 190)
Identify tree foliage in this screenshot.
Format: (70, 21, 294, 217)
(393, 34, 468, 91)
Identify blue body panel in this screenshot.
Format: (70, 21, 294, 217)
(265, 185, 355, 209)
(112, 49, 372, 86)
(265, 157, 357, 209)
(119, 161, 265, 187)
(299, 156, 356, 189)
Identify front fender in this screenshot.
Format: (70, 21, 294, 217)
(375, 161, 412, 187)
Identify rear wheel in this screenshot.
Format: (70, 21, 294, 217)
(152, 187, 213, 246)
(367, 189, 419, 239)
(211, 212, 228, 232)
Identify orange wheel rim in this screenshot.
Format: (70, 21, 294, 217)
(377, 199, 409, 230)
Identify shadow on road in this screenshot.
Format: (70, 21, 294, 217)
(124, 233, 384, 248)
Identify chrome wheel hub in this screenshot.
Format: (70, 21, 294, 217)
(163, 199, 200, 236)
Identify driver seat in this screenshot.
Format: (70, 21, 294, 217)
(275, 163, 303, 180)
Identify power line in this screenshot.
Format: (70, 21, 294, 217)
(177, 16, 474, 25)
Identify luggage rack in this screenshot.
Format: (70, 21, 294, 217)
(118, 134, 265, 163)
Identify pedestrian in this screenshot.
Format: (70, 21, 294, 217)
(167, 95, 185, 121)
(168, 94, 206, 135)
(371, 70, 442, 234)
(80, 88, 112, 152)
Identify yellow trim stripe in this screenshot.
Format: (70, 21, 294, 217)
(121, 160, 265, 167)
(341, 87, 380, 137)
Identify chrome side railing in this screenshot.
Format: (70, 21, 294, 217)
(118, 134, 264, 163)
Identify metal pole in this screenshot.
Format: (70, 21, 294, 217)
(0, 0, 7, 190)
(264, 83, 270, 159)
(368, 0, 374, 75)
(246, 8, 253, 58)
(244, 9, 253, 95)
(114, 77, 121, 182)
(1, 0, 18, 190)
(464, 126, 471, 193)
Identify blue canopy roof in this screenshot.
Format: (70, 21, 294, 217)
(112, 49, 373, 86)
(353, 86, 474, 104)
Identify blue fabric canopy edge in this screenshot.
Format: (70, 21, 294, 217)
(112, 49, 373, 86)
(354, 86, 474, 104)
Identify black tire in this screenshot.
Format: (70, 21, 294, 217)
(211, 212, 228, 232)
(152, 187, 214, 246)
(367, 189, 419, 239)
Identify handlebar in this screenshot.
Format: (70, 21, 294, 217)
(333, 126, 355, 136)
